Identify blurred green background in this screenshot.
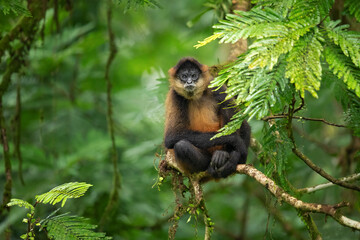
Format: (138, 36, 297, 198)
(0, 1, 359, 239)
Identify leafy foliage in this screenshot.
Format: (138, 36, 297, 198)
(324, 44, 360, 96)
(324, 20, 360, 68)
(285, 30, 323, 98)
(1, 0, 360, 239)
(262, 122, 293, 191)
(115, 0, 161, 11)
(42, 213, 111, 240)
(7, 199, 34, 212)
(7, 182, 110, 239)
(210, 56, 290, 136)
(197, 0, 360, 138)
(344, 0, 360, 22)
(36, 182, 93, 207)
(0, 0, 31, 16)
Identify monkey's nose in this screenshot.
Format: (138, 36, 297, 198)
(184, 82, 195, 91)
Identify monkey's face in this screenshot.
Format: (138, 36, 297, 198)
(177, 66, 200, 92)
(173, 61, 206, 99)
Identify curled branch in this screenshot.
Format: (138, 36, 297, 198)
(236, 164, 360, 230)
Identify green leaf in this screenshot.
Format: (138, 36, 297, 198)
(42, 213, 112, 240)
(262, 122, 292, 191)
(35, 182, 92, 207)
(325, 20, 360, 68)
(344, 0, 360, 22)
(285, 30, 323, 98)
(7, 199, 35, 213)
(324, 44, 360, 98)
(0, 0, 31, 16)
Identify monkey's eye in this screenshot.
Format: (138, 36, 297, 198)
(191, 74, 198, 80)
(180, 74, 187, 81)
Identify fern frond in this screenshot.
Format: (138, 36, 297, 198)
(317, 0, 335, 19)
(214, 8, 286, 43)
(43, 213, 111, 240)
(344, 104, 360, 137)
(324, 45, 360, 97)
(329, 71, 360, 136)
(262, 122, 292, 191)
(344, 0, 360, 22)
(285, 30, 323, 98)
(0, 0, 31, 16)
(251, 0, 296, 16)
(7, 199, 34, 212)
(244, 23, 311, 70)
(194, 32, 224, 48)
(195, 7, 285, 48)
(211, 56, 256, 101)
(212, 57, 288, 138)
(212, 111, 246, 138)
(116, 0, 161, 10)
(324, 20, 360, 68)
(288, 0, 322, 25)
(35, 182, 92, 207)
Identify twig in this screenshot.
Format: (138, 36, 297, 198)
(236, 164, 360, 230)
(293, 95, 305, 113)
(299, 173, 360, 194)
(263, 115, 346, 128)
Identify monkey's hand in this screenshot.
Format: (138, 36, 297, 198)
(208, 151, 240, 178)
(208, 150, 229, 178)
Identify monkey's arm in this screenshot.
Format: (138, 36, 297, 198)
(164, 130, 240, 150)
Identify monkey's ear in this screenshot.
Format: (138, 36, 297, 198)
(200, 64, 208, 74)
(168, 67, 176, 78)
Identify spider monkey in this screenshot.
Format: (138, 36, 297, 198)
(164, 57, 251, 178)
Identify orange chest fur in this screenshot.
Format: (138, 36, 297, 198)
(188, 97, 221, 132)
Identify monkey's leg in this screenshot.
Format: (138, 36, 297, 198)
(173, 139, 211, 173)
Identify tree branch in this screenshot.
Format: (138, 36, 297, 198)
(263, 115, 346, 128)
(236, 164, 360, 230)
(299, 173, 360, 194)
